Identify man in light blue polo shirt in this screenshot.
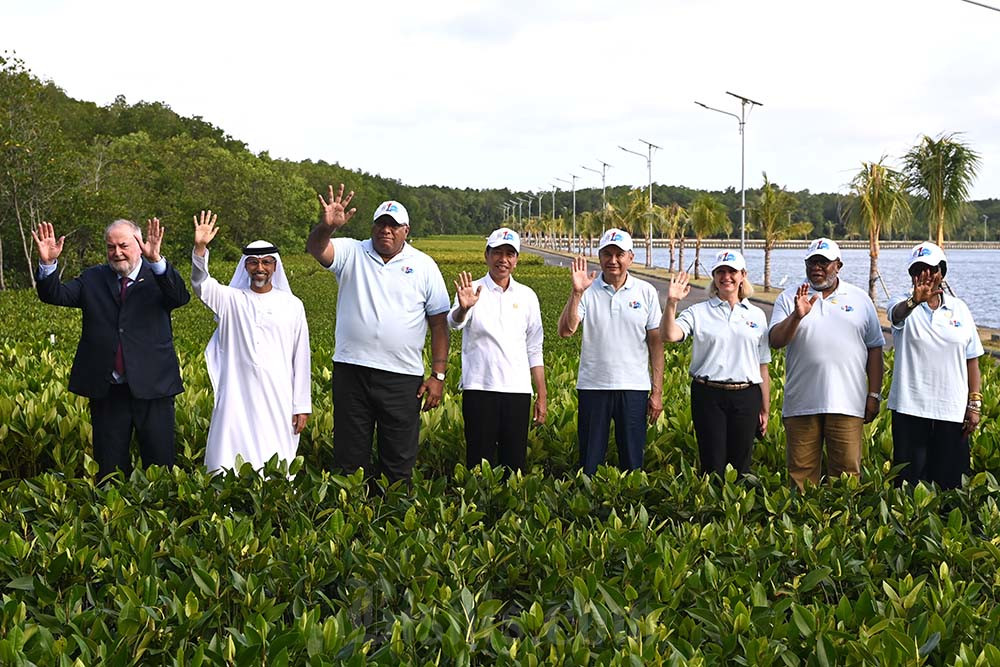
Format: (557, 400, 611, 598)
(557, 228, 664, 474)
(306, 184, 450, 483)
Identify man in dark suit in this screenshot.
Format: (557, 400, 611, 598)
(33, 218, 190, 480)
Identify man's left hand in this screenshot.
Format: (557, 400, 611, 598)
(962, 408, 981, 438)
(864, 396, 880, 423)
(138, 217, 164, 263)
(647, 391, 663, 424)
(418, 376, 444, 411)
(292, 413, 309, 434)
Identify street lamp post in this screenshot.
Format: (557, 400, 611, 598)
(556, 175, 579, 253)
(694, 91, 763, 255)
(620, 140, 660, 267)
(582, 160, 612, 234)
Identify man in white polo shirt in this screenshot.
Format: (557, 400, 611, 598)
(449, 227, 547, 473)
(769, 237, 885, 489)
(306, 184, 451, 483)
(557, 228, 663, 474)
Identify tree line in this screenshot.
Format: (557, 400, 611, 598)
(1, 52, 996, 290)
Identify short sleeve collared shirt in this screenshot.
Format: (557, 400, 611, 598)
(676, 296, 771, 384)
(770, 279, 885, 418)
(328, 238, 450, 376)
(887, 294, 983, 423)
(576, 273, 662, 391)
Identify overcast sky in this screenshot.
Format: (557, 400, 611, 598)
(3, 0, 999, 199)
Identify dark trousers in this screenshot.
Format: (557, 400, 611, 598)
(577, 390, 648, 474)
(891, 410, 969, 489)
(690, 381, 761, 477)
(89, 383, 176, 481)
(462, 390, 531, 473)
(332, 362, 423, 483)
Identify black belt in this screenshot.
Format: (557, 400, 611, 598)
(692, 377, 753, 391)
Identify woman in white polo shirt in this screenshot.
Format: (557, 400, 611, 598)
(887, 242, 983, 489)
(660, 250, 771, 476)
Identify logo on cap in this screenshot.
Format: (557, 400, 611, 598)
(612, 232, 623, 242)
(916, 246, 931, 257)
(816, 240, 829, 249)
(721, 252, 736, 261)
(502, 231, 514, 240)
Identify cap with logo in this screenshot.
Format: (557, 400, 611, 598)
(373, 200, 410, 226)
(711, 249, 746, 273)
(804, 237, 841, 261)
(907, 241, 948, 277)
(485, 227, 520, 253)
(598, 228, 634, 252)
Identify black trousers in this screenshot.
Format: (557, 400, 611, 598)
(89, 383, 176, 481)
(690, 381, 761, 477)
(332, 362, 423, 483)
(462, 390, 531, 473)
(891, 410, 969, 489)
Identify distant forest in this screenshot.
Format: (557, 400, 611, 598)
(2, 52, 997, 288)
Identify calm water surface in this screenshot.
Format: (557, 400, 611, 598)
(633, 247, 1000, 329)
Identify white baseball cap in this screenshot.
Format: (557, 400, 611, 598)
(711, 249, 746, 273)
(804, 237, 841, 261)
(907, 241, 948, 276)
(485, 227, 520, 253)
(373, 200, 410, 226)
(598, 228, 633, 252)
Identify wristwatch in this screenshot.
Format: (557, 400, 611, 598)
(432, 371, 446, 381)
(905, 296, 917, 310)
(868, 392, 883, 401)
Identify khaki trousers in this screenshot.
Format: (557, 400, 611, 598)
(783, 414, 864, 489)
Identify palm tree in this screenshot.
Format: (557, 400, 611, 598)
(752, 173, 812, 291)
(902, 133, 981, 247)
(577, 210, 601, 256)
(661, 203, 687, 273)
(846, 158, 911, 300)
(690, 195, 732, 278)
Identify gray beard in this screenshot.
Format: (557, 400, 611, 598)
(808, 277, 837, 292)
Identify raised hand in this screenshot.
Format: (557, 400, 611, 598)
(137, 218, 164, 263)
(31, 221, 65, 265)
(911, 268, 943, 304)
(318, 184, 357, 230)
(793, 283, 818, 320)
(454, 271, 482, 311)
(668, 271, 691, 304)
(570, 256, 597, 294)
(193, 210, 219, 255)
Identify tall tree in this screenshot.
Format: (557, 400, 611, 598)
(690, 195, 731, 278)
(661, 203, 687, 273)
(752, 173, 812, 291)
(847, 158, 910, 300)
(902, 133, 981, 247)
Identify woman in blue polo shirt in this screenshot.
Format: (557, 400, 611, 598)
(887, 242, 983, 489)
(660, 250, 771, 477)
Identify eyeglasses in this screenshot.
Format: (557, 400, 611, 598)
(804, 257, 835, 268)
(245, 257, 276, 269)
(908, 263, 941, 278)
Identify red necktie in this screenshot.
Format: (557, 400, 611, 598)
(114, 276, 129, 376)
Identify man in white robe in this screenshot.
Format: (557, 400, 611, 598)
(191, 210, 312, 472)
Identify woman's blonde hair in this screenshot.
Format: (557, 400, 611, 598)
(708, 268, 754, 300)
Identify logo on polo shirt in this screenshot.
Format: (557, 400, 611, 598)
(628, 300, 641, 309)
(746, 320, 759, 329)
(950, 319, 962, 327)
(841, 305, 854, 312)
(402, 266, 414, 274)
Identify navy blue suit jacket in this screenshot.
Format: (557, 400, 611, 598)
(36, 259, 191, 399)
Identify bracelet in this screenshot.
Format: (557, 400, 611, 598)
(969, 392, 983, 401)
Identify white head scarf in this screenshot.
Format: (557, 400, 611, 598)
(229, 240, 293, 293)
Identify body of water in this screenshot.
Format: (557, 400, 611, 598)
(632, 247, 1000, 329)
